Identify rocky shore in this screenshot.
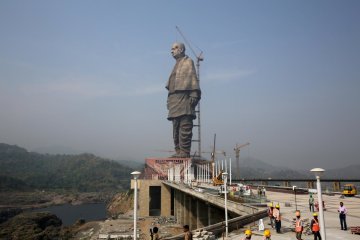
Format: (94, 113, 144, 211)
(0, 191, 116, 239)
(0, 191, 112, 211)
(0, 190, 185, 240)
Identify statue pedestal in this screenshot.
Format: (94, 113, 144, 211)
(143, 157, 191, 180)
(143, 156, 211, 180)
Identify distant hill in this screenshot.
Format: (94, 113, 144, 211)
(233, 157, 308, 179)
(115, 159, 144, 170)
(32, 145, 81, 155)
(32, 145, 144, 170)
(234, 157, 360, 180)
(2, 143, 357, 192)
(323, 164, 360, 179)
(0, 143, 139, 192)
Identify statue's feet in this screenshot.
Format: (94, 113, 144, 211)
(169, 151, 190, 158)
(177, 152, 190, 158)
(170, 153, 179, 158)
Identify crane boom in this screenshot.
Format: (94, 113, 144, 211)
(176, 26, 204, 63)
(234, 142, 250, 179)
(234, 142, 250, 157)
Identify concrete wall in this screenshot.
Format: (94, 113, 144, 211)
(172, 187, 238, 230)
(132, 180, 264, 231)
(131, 179, 171, 217)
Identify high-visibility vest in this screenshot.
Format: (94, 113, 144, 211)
(273, 209, 281, 221)
(295, 219, 303, 232)
(312, 219, 320, 232)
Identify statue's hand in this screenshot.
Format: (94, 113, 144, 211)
(189, 97, 199, 107)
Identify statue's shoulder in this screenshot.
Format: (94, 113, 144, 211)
(180, 56, 195, 68)
(183, 55, 194, 63)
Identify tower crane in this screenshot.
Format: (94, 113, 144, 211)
(234, 142, 250, 179)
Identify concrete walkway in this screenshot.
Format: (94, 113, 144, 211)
(226, 191, 360, 239)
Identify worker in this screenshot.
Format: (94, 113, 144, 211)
(310, 213, 321, 240)
(267, 203, 274, 228)
(152, 227, 161, 240)
(272, 204, 281, 233)
(263, 229, 271, 240)
(294, 210, 304, 240)
(241, 229, 252, 240)
(338, 201, 348, 230)
(309, 193, 315, 212)
(183, 225, 192, 240)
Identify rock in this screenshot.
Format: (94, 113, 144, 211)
(0, 208, 23, 224)
(0, 212, 63, 239)
(75, 218, 86, 225)
(107, 191, 133, 217)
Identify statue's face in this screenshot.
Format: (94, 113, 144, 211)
(171, 43, 184, 59)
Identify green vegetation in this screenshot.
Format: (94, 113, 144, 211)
(0, 143, 136, 192)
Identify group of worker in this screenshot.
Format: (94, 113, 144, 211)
(241, 229, 271, 240)
(265, 202, 321, 239)
(257, 186, 266, 196)
(240, 208, 328, 240)
(262, 200, 348, 240)
(152, 199, 348, 240)
(296, 201, 348, 239)
(267, 203, 281, 233)
(294, 210, 322, 240)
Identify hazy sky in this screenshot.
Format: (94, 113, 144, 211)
(1, 1, 359, 169)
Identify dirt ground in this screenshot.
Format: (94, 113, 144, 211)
(73, 211, 184, 240)
(138, 216, 183, 240)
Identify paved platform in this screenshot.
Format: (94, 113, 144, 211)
(227, 191, 360, 239)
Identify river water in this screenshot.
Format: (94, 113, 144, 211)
(31, 202, 107, 226)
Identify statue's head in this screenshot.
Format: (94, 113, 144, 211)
(171, 42, 185, 59)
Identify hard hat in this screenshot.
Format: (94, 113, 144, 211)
(313, 213, 318, 217)
(268, 203, 273, 207)
(245, 229, 252, 235)
(295, 210, 301, 217)
(264, 229, 271, 237)
(275, 204, 280, 208)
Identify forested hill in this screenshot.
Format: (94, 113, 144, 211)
(0, 143, 136, 192)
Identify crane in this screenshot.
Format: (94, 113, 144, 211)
(234, 142, 250, 179)
(205, 134, 226, 182)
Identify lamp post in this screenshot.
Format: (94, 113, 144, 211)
(223, 172, 228, 238)
(293, 185, 298, 211)
(131, 171, 141, 240)
(311, 168, 326, 240)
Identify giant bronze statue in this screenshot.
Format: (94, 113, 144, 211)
(166, 42, 201, 158)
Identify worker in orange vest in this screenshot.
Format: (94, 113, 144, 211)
(267, 203, 274, 228)
(294, 210, 304, 240)
(272, 204, 281, 233)
(310, 213, 322, 240)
